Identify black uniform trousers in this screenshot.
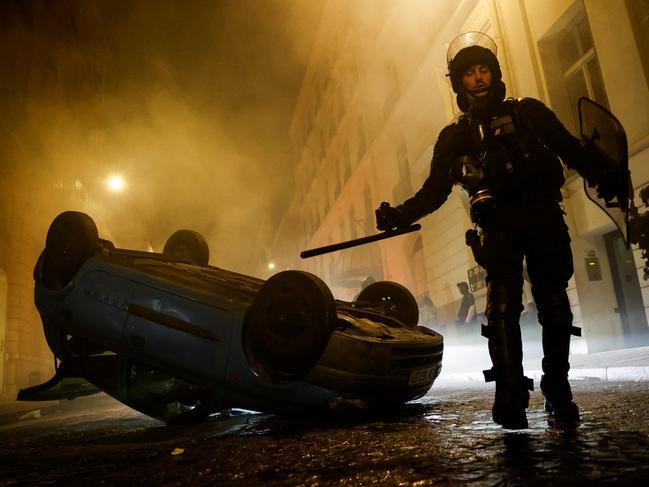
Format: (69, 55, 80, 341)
(479, 198, 575, 398)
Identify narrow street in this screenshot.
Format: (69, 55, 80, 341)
(2, 381, 648, 486)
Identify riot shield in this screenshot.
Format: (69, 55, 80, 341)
(579, 96, 631, 247)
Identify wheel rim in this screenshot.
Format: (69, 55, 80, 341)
(162, 229, 209, 266)
(42, 211, 99, 289)
(244, 271, 335, 382)
(356, 281, 419, 328)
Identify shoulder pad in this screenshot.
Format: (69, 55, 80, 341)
(452, 113, 470, 127)
(441, 118, 468, 138)
(514, 97, 556, 118)
(516, 97, 547, 108)
(433, 119, 467, 154)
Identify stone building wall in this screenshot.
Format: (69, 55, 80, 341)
(0, 0, 107, 396)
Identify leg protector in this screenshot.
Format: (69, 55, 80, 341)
(483, 280, 531, 429)
(537, 291, 572, 391)
(536, 290, 580, 427)
(483, 280, 525, 377)
(482, 318, 532, 429)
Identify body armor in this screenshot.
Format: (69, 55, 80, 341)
(453, 100, 566, 222)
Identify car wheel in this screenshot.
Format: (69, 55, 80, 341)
(356, 281, 419, 328)
(162, 229, 209, 266)
(244, 270, 336, 382)
(42, 211, 100, 289)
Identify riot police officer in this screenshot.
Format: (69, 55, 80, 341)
(376, 32, 614, 429)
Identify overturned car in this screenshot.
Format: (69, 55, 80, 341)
(19, 211, 443, 423)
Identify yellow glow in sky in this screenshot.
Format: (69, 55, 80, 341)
(107, 175, 125, 192)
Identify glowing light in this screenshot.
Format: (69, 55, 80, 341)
(268, 262, 276, 270)
(107, 175, 125, 192)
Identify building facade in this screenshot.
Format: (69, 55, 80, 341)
(0, 0, 108, 396)
(275, 0, 649, 353)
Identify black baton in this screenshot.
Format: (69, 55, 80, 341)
(300, 224, 421, 259)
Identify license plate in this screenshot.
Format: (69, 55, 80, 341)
(408, 365, 436, 386)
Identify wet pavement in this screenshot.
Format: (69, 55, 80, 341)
(2, 381, 649, 486)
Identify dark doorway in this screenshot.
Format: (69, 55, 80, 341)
(604, 230, 649, 347)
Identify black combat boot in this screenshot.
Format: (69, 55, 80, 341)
(492, 374, 532, 429)
(541, 326, 580, 428)
(482, 318, 531, 430)
(536, 290, 581, 428)
(540, 375, 580, 428)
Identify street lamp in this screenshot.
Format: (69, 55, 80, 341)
(107, 175, 125, 192)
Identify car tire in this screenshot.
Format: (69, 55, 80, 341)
(356, 281, 419, 328)
(244, 270, 336, 382)
(42, 211, 100, 290)
(162, 229, 209, 266)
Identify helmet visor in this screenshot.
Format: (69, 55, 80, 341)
(447, 32, 497, 67)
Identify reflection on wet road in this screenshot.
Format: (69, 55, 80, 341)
(1, 382, 649, 485)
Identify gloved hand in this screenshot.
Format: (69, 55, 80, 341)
(375, 202, 410, 231)
(579, 137, 620, 203)
(596, 175, 618, 203)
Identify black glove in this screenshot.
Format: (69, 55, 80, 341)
(595, 174, 618, 203)
(578, 138, 619, 203)
(375, 202, 410, 231)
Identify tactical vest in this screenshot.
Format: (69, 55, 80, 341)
(452, 99, 565, 220)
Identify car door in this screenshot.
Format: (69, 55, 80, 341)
(124, 285, 233, 390)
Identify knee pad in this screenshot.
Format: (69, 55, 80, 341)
(485, 280, 523, 321)
(537, 291, 572, 326)
(538, 291, 581, 337)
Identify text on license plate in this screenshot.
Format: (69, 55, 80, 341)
(408, 365, 436, 386)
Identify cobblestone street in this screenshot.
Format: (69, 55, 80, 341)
(2, 381, 649, 486)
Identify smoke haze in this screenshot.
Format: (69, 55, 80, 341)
(1, 0, 325, 274)
(96, 0, 328, 271)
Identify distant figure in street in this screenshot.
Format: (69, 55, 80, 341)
(456, 281, 476, 326)
(353, 275, 376, 301)
(418, 293, 438, 328)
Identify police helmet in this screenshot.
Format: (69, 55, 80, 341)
(446, 32, 505, 111)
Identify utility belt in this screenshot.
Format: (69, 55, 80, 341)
(464, 188, 562, 268)
(467, 186, 561, 223)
